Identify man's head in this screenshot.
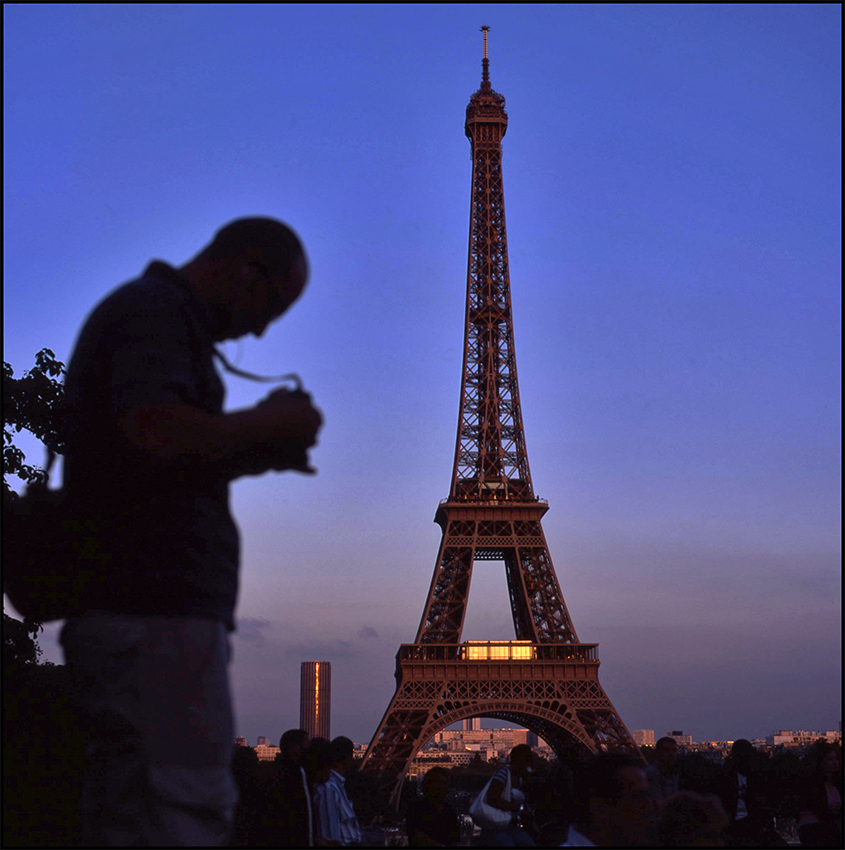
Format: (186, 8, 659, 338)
(182, 217, 308, 341)
(420, 767, 451, 806)
(654, 736, 679, 773)
(509, 744, 534, 778)
(572, 753, 654, 846)
(328, 735, 355, 775)
(729, 739, 756, 775)
(302, 737, 332, 783)
(659, 791, 728, 847)
(279, 728, 310, 763)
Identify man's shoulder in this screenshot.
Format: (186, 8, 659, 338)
(491, 764, 510, 784)
(314, 778, 339, 798)
(92, 271, 193, 322)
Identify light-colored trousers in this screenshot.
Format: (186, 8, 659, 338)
(61, 613, 238, 847)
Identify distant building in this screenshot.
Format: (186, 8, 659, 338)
(633, 730, 655, 747)
(434, 727, 539, 754)
(765, 729, 842, 747)
(256, 736, 270, 747)
(409, 727, 552, 776)
(669, 731, 693, 747)
(255, 744, 280, 762)
(234, 736, 248, 747)
(407, 749, 456, 779)
(300, 660, 331, 740)
(462, 717, 482, 731)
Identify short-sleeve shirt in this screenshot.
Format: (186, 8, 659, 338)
(62, 262, 240, 628)
(313, 770, 362, 846)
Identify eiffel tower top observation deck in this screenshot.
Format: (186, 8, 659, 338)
(452, 25, 534, 505)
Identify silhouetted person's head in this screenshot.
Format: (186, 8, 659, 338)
(659, 791, 729, 847)
(654, 736, 679, 773)
(509, 743, 534, 778)
(302, 737, 331, 784)
(729, 739, 757, 774)
(420, 767, 451, 807)
(231, 743, 260, 782)
(279, 728, 310, 763)
(570, 752, 654, 847)
(328, 735, 355, 775)
(806, 741, 841, 781)
(181, 217, 308, 341)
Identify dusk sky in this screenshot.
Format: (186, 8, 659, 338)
(4, 5, 840, 747)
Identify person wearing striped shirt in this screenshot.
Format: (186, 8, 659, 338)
(313, 737, 363, 847)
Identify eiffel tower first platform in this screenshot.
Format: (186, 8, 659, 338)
(361, 28, 640, 805)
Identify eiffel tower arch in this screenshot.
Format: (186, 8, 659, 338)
(362, 28, 640, 806)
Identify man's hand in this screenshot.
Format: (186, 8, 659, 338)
(255, 386, 323, 447)
(119, 389, 323, 479)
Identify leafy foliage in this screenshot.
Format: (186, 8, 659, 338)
(3, 348, 67, 638)
(3, 613, 43, 670)
(3, 348, 67, 498)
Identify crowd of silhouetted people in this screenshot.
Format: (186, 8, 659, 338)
(227, 733, 841, 847)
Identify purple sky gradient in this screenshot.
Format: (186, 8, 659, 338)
(4, 5, 840, 745)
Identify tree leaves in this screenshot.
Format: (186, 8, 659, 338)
(2, 348, 66, 497)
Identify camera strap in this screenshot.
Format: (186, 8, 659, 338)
(213, 347, 303, 392)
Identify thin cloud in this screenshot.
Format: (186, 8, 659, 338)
(235, 618, 273, 645)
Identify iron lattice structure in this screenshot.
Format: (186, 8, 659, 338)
(362, 30, 639, 805)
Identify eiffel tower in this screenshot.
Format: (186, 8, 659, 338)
(362, 28, 639, 805)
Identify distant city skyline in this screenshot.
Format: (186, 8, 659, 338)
(232, 723, 842, 750)
(5, 5, 840, 747)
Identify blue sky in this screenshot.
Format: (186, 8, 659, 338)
(4, 4, 840, 746)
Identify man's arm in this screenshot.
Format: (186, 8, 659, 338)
(487, 774, 520, 812)
(119, 388, 323, 479)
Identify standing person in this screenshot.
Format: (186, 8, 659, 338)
(796, 742, 842, 848)
(479, 744, 536, 847)
(658, 791, 729, 847)
(561, 753, 655, 847)
(59, 217, 324, 847)
(313, 737, 363, 847)
(645, 737, 681, 806)
(716, 739, 784, 847)
(263, 729, 313, 847)
(406, 767, 461, 847)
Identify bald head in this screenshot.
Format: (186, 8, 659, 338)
(181, 217, 309, 341)
(202, 217, 306, 279)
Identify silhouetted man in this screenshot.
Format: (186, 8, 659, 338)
(717, 739, 783, 847)
(561, 753, 654, 847)
(267, 729, 313, 847)
(313, 736, 363, 846)
(406, 767, 461, 847)
(645, 736, 680, 805)
(59, 218, 323, 846)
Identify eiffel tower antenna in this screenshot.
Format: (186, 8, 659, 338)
(481, 24, 490, 83)
(362, 29, 640, 808)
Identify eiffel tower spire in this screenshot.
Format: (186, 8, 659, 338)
(455, 24, 529, 505)
(419, 26, 576, 646)
(361, 27, 639, 808)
